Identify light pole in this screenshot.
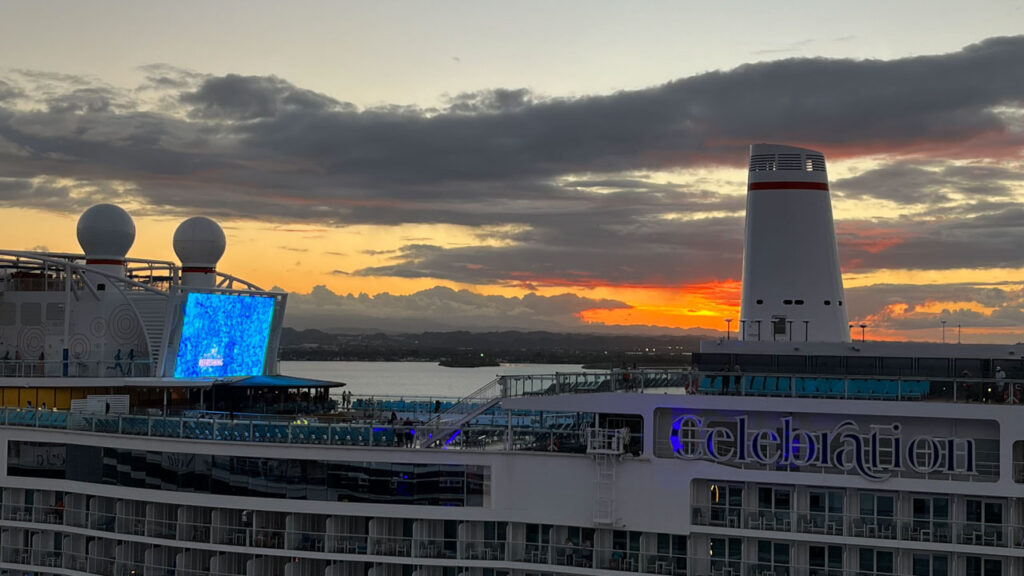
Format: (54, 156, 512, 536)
(725, 318, 733, 341)
(859, 323, 867, 343)
(941, 319, 947, 343)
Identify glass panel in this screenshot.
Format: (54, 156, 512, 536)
(727, 485, 743, 507)
(912, 555, 929, 576)
(878, 495, 894, 517)
(757, 540, 771, 563)
(774, 542, 789, 563)
(809, 546, 824, 568)
(859, 493, 873, 516)
(727, 538, 741, 561)
(877, 551, 894, 574)
(859, 548, 874, 571)
(809, 492, 824, 512)
(8, 441, 489, 507)
(983, 502, 1002, 524)
(827, 492, 843, 514)
(776, 490, 790, 510)
(966, 500, 982, 522)
(913, 498, 929, 519)
(827, 546, 842, 570)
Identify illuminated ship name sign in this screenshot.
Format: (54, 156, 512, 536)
(671, 415, 976, 481)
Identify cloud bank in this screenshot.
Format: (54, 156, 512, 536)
(1, 37, 1023, 335)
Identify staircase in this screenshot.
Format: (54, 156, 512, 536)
(123, 290, 170, 374)
(418, 376, 505, 448)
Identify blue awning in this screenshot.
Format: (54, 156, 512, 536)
(215, 374, 346, 388)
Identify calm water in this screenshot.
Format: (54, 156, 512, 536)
(278, 361, 588, 400)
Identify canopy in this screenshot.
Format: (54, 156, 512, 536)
(214, 374, 346, 388)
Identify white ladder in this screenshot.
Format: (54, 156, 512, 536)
(593, 453, 616, 525)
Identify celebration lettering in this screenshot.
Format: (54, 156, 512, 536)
(672, 414, 976, 481)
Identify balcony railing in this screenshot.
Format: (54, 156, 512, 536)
(0, 503, 686, 573)
(691, 504, 1019, 548)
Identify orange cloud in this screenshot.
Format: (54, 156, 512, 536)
(579, 279, 741, 331)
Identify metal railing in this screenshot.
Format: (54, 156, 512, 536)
(0, 407, 613, 454)
(0, 358, 154, 378)
(0, 525, 685, 574)
(691, 504, 1021, 548)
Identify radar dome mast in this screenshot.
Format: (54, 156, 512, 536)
(173, 217, 226, 289)
(76, 203, 136, 281)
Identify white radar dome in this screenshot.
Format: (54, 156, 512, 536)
(173, 216, 226, 268)
(76, 204, 136, 260)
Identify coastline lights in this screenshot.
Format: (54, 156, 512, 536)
(670, 414, 976, 481)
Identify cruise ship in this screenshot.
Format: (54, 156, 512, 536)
(2, 144, 1022, 576)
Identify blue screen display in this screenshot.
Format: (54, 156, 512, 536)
(173, 292, 275, 378)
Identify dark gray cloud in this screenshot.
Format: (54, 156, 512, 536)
(180, 74, 354, 121)
(834, 162, 1024, 205)
(282, 284, 636, 332)
(837, 206, 1024, 273)
(0, 36, 1022, 291)
(0, 80, 22, 101)
(443, 88, 536, 114)
(846, 282, 1024, 333)
(137, 64, 207, 91)
(847, 282, 1014, 319)
(0, 176, 126, 212)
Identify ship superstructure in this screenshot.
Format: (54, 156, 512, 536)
(1, 147, 1023, 576)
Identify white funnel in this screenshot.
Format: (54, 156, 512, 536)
(739, 144, 849, 342)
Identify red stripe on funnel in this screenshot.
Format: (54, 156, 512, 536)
(748, 182, 829, 191)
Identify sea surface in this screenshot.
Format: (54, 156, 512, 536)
(278, 361, 589, 400)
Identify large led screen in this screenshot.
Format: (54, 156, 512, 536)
(173, 293, 276, 378)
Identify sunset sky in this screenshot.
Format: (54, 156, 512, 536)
(1, 2, 1023, 341)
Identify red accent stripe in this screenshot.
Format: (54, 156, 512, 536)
(182, 267, 216, 274)
(748, 182, 829, 191)
(85, 259, 124, 265)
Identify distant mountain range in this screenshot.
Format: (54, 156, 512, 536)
(278, 328, 704, 366)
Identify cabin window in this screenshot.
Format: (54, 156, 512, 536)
(20, 303, 41, 326)
(46, 303, 64, 323)
(0, 302, 15, 325)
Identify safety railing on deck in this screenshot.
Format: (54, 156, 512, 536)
(695, 372, 1024, 405)
(498, 368, 1024, 408)
(0, 358, 154, 377)
(0, 407, 604, 454)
